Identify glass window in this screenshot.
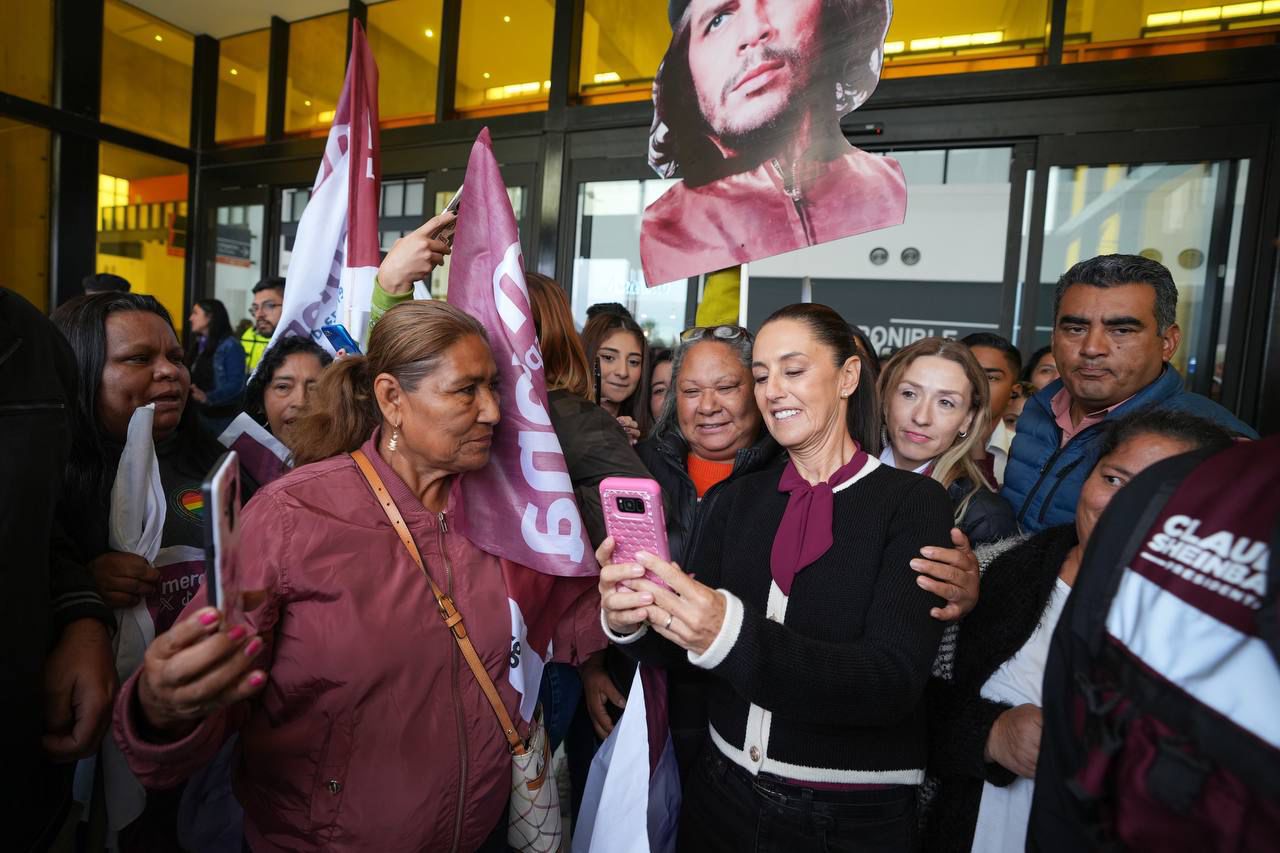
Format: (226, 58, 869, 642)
(0, 119, 52, 310)
(571, 179, 686, 349)
(578, 0, 669, 104)
(101, 0, 193, 147)
(883, 0, 1049, 79)
(1033, 160, 1250, 391)
(2, 0, 53, 103)
(1064, 1, 1280, 62)
(456, 0, 553, 115)
(429, 186, 525, 298)
(216, 29, 270, 144)
(96, 142, 189, 325)
(749, 147, 1016, 357)
(368, 0, 443, 126)
(212, 202, 266, 336)
(286, 12, 347, 135)
(277, 187, 311, 277)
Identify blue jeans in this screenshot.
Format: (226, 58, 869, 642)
(539, 662, 582, 752)
(679, 746, 919, 853)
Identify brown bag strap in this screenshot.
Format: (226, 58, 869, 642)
(351, 449, 525, 755)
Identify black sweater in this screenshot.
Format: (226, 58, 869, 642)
(921, 524, 1077, 853)
(618, 458, 954, 782)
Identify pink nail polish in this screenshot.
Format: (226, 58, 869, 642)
(199, 610, 219, 626)
(227, 625, 247, 642)
(244, 638, 263, 658)
(248, 672, 266, 687)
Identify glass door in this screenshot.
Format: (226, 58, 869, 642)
(204, 187, 269, 343)
(425, 164, 536, 299)
(1020, 127, 1267, 407)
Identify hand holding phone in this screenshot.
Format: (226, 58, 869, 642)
(600, 477, 671, 590)
(433, 185, 463, 249)
(320, 324, 362, 356)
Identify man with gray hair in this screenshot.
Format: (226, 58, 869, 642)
(1003, 253, 1258, 534)
(640, 0, 905, 285)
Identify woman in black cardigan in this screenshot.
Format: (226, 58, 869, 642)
(600, 304, 955, 852)
(922, 409, 1235, 853)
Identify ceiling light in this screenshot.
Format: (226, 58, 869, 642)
(304, 99, 312, 106)
(593, 71, 621, 84)
(229, 67, 238, 75)
(154, 34, 163, 42)
(483, 72, 491, 79)
(503, 15, 511, 22)
(1146, 10, 1184, 25)
(424, 28, 434, 38)
(1223, 1, 1263, 14)
(883, 40, 905, 54)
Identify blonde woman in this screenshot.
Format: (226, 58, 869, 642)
(878, 338, 1017, 546)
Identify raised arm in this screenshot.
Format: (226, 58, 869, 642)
(113, 491, 288, 788)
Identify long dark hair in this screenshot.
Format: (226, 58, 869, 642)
(185, 298, 234, 383)
(580, 311, 654, 437)
(51, 293, 195, 507)
(243, 336, 333, 426)
(759, 303, 882, 457)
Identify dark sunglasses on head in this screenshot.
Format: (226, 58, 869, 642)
(679, 325, 751, 343)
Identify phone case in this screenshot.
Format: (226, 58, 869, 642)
(599, 477, 671, 588)
(321, 324, 361, 356)
(202, 452, 243, 626)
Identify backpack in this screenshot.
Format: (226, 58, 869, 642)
(1029, 436, 1280, 852)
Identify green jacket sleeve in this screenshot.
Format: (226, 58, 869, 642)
(369, 276, 416, 331)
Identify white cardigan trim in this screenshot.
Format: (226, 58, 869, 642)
(600, 609, 648, 645)
(710, 724, 925, 786)
(688, 590, 743, 670)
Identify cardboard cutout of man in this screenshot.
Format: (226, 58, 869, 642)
(641, 0, 905, 286)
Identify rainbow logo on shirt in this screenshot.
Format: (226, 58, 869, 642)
(174, 488, 205, 522)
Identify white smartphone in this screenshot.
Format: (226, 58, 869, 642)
(434, 185, 463, 248)
(202, 451, 243, 625)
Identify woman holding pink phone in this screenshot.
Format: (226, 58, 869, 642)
(600, 304, 956, 852)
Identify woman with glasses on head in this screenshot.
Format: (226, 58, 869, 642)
(582, 312, 653, 445)
(878, 338, 1017, 547)
(602, 304, 958, 851)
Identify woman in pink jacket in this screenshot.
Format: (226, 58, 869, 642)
(113, 301, 607, 852)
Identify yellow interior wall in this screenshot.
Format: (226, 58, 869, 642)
(95, 240, 186, 333)
(0, 122, 52, 311)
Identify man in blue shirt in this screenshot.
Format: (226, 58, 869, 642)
(1003, 254, 1257, 533)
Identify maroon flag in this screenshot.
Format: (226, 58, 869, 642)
(267, 19, 382, 353)
(447, 129, 599, 720)
(447, 129, 596, 580)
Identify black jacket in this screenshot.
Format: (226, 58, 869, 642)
(0, 289, 114, 849)
(636, 427, 785, 565)
(546, 389, 653, 549)
(949, 477, 1019, 547)
(635, 427, 785, 773)
(922, 524, 1078, 853)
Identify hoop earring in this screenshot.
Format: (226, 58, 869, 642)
(958, 430, 968, 439)
(388, 428, 400, 453)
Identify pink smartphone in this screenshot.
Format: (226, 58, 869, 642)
(600, 477, 671, 588)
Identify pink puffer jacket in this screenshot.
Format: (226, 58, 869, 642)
(114, 437, 606, 852)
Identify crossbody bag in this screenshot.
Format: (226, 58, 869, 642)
(352, 450, 563, 853)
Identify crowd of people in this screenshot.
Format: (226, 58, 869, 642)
(4, 246, 1270, 853)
